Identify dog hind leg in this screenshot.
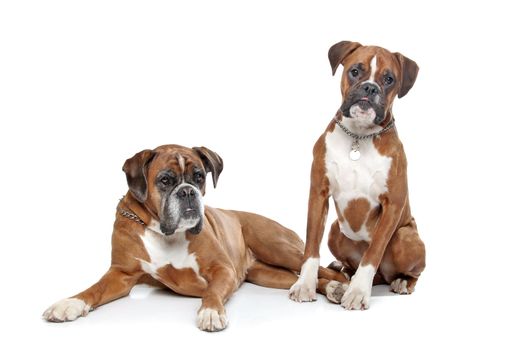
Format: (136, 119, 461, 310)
(246, 260, 298, 289)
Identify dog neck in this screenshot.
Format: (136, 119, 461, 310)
(120, 193, 159, 226)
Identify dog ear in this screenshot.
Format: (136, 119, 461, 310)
(328, 41, 362, 75)
(122, 149, 156, 203)
(394, 53, 419, 98)
(192, 146, 224, 188)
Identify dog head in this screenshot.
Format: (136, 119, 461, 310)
(122, 144, 223, 236)
(329, 41, 418, 132)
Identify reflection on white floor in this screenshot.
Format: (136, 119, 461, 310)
(81, 282, 402, 326)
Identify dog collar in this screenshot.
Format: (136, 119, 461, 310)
(333, 118, 395, 161)
(118, 197, 146, 226)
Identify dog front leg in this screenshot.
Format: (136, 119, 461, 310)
(289, 159, 330, 302)
(197, 267, 237, 332)
(43, 267, 141, 322)
(340, 203, 402, 310)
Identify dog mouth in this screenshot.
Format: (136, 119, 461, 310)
(159, 204, 203, 236)
(349, 99, 374, 117)
(183, 208, 197, 215)
(341, 97, 375, 118)
(353, 99, 372, 110)
(160, 216, 202, 236)
(340, 90, 386, 126)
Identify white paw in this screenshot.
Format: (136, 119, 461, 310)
(289, 257, 319, 302)
(390, 278, 410, 294)
(340, 264, 374, 310)
(197, 308, 228, 332)
(289, 280, 317, 302)
(325, 281, 348, 304)
(43, 298, 91, 322)
(341, 284, 371, 310)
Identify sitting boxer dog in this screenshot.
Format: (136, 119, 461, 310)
(289, 41, 426, 310)
(43, 144, 345, 331)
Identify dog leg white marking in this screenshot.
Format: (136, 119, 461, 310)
(42, 298, 91, 322)
(288, 257, 319, 302)
(390, 278, 409, 294)
(325, 280, 349, 304)
(341, 264, 375, 310)
(196, 308, 228, 332)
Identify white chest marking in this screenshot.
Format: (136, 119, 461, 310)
(138, 227, 200, 278)
(324, 121, 392, 241)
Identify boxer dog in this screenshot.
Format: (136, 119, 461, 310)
(43, 145, 344, 331)
(289, 41, 426, 309)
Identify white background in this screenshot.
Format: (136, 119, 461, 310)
(1, 0, 524, 349)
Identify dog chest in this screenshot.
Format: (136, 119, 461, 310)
(138, 228, 201, 278)
(324, 128, 391, 240)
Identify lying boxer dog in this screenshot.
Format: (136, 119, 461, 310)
(43, 144, 344, 331)
(289, 41, 426, 309)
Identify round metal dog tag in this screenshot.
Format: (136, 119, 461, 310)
(350, 150, 361, 161)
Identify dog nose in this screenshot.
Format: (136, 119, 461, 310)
(176, 186, 196, 198)
(361, 82, 379, 97)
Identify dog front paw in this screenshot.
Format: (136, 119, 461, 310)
(197, 308, 228, 332)
(340, 285, 371, 310)
(43, 298, 91, 322)
(289, 280, 317, 302)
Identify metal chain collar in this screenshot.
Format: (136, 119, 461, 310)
(333, 118, 395, 140)
(118, 197, 145, 225)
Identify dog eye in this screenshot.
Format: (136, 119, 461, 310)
(384, 75, 394, 85)
(194, 173, 203, 183)
(350, 68, 359, 77)
(160, 176, 171, 185)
